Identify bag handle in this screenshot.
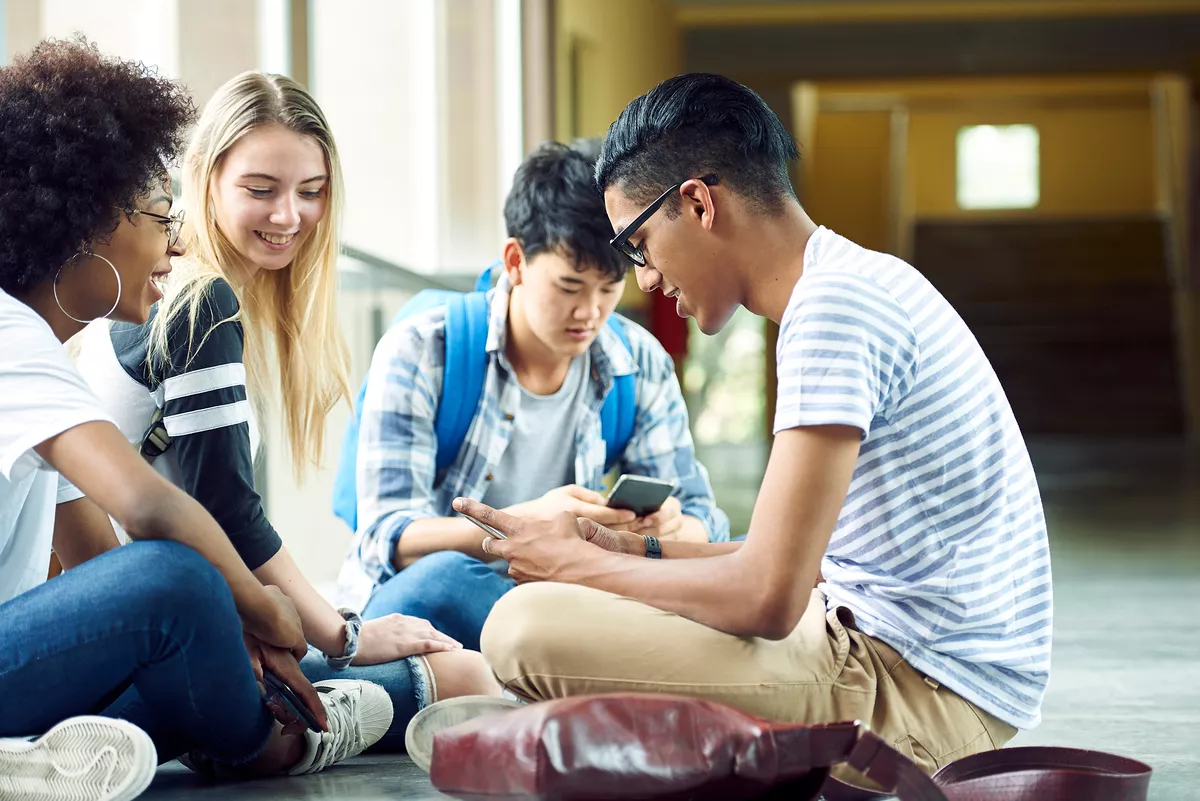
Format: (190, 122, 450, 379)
(819, 727, 1152, 801)
(831, 728, 948, 801)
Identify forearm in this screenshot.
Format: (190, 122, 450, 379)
(564, 546, 769, 637)
(53, 498, 121, 570)
(125, 489, 274, 624)
(394, 516, 492, 569)
(254, 547, 345, 655)
(661, 538, 742, 558)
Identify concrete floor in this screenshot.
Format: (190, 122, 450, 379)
(143, 438, 1200, 800)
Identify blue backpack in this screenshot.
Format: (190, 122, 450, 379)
(331, 268, 637, 531)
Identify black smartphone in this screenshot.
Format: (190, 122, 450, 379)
(460, 511, 507, 540)
(262, 668, 322, 733)
(607, 475, 678, 518)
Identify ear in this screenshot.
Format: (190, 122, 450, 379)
(679, 178, 717, 232)
(501, 238, 526, 286)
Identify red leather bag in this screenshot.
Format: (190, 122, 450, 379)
(429, 694, 1151, 801)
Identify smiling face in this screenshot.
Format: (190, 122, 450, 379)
(508, 244, 625, 360)
(210, 123, 329, 275)
(74, 174, 181, 324)
(603, 179, 741, 335)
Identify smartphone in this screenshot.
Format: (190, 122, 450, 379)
(460, 510, 507, 540)
(262, 668, 322, 733)
(607, 475, 678, 518)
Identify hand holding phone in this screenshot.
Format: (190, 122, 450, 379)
(262, 667, 323, 733)
(607, 475, 678, 518)
(461, 510, 507, 540)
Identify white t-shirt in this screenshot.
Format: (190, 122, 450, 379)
(0, 289, 113, 603)
(775, 227, 1052, 730)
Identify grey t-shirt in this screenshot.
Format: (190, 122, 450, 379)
(481, 351, 590, 511)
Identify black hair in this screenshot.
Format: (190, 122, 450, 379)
(595, 73, 800, 217)
(0, 37, 196, 294)
(504, 141, 627, 281)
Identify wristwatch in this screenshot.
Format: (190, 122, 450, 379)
(643, 534, 662, 559)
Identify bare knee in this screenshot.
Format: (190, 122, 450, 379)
(425, 649, 503, 700)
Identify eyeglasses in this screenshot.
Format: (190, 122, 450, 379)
(609, 173, 718, 267)
(131, 208, 186, 249)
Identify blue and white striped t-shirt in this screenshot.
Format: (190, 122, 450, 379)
(775, 226, 1052, 730)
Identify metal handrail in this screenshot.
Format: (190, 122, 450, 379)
(338, 244, 476, 293)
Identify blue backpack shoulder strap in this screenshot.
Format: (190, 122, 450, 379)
(331, 266, 495, 531)
(599, 316, 637, 472)
(435, 290, 490, 471)
(331, 384, 367, 530)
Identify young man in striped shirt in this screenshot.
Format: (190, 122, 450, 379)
(444, 74, 1053, 774)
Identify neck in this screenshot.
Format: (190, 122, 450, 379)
(504, 289, 573, 393)
(15, 282, 88, 343)
(736, 203, 819, 325)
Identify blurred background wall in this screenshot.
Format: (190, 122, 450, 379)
(3, 0, 1198, 588)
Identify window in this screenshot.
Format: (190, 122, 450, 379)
(956, 124, 1040, 210)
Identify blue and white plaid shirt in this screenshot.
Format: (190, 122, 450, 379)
(335, 278, 729, 609)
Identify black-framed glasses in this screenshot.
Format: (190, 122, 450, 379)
(132, 208, 186, 249)
(609, 173, 718, 267)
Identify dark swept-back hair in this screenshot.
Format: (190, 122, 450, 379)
(504, 140, 627, 281)
(0, 37, 196, 294)
(596, 73, 800, 217)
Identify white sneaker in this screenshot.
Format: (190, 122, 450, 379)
(288, 680, 393, 775)
(404, 695, 524, 773)
(0, 716, 157, 801)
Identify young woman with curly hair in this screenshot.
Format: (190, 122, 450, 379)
(75, 70, 504, 756)
(0, 39, 390, 801)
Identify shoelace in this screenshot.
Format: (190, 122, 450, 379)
(310, 687, 366, 771)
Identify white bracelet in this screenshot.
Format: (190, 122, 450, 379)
(324, 608, 363, 670)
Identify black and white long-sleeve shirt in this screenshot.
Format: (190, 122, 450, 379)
(75, 279, 282, 569)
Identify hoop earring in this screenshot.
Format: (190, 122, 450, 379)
(54, 252, 122, 324)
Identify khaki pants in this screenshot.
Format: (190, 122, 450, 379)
(481, 583, 1017, 776)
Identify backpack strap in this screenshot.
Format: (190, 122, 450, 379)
(331, 266, 496, 532)
(331, 383, 368, 531)
(599, 316, 637, 473)
(435, 290, 490, 472)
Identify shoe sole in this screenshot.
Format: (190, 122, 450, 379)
(405, 696, 523, 773)
(0, 716, 157, 801)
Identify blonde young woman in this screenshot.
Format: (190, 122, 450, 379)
(76, 71, 502, 752)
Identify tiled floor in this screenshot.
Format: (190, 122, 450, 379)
(143, 438, 1200, 800)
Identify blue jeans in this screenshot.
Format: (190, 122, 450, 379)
(0, 541, 274, 764)
(298, 647, 432, 752)
(362, 551, 515, 652)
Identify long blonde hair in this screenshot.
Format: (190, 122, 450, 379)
(148, 71, 350, 481)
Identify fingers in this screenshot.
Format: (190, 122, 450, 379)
(575, 501, 638, 526)
(485, 535, 513, 562)
(389, 615, 462, 650)
(242, 634, 266, 682)
(562, 484, 608, 505)
(576, 516, 607, 542)
(454, 497, 521, 536)
(641, 497, 682, 528)
(280, 720, 309, 738)
(260, 647, 329, 732)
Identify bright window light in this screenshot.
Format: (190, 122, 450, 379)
(956, 124, 1040, 210)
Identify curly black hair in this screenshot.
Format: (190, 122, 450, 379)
(0, 37, 196, 293)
